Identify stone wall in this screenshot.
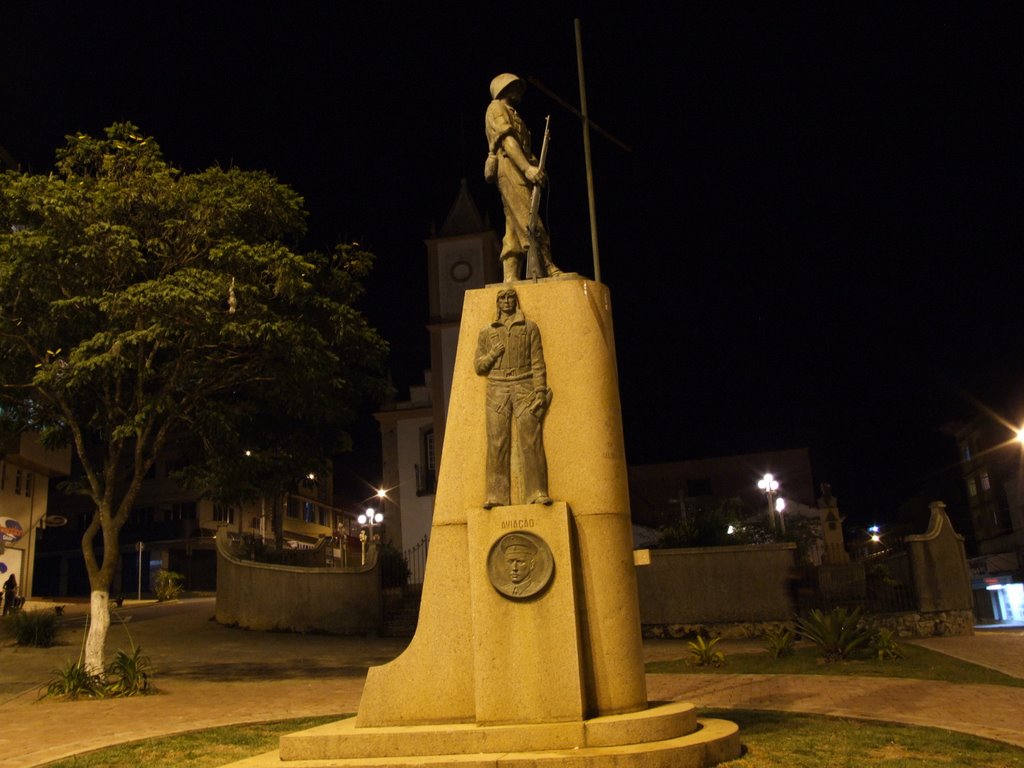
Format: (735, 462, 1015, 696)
(641, 610, 974, 640)
(872, 609, 975, 638)
(904, 503, 974, 614)
(636, 543, 798, 626)
(215, 533, 382, 634)
(642, 620, 793, 640)
(636, 532, 975, 638)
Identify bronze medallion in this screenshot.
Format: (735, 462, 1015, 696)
(487, 531, 554, 600)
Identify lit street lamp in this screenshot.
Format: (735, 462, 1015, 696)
(358, 507, 384, 539)
(757, 473, 780, 533)
(775, 496, 787, 534)
(357, 507, 383, 566)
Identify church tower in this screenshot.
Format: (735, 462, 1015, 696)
(425, 179, 501, 459)
(376, 181, 500, 553)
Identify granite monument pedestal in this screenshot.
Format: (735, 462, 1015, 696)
(224, 279, 739, 767)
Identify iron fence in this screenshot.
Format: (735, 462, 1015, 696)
(404, 534, 429, 585)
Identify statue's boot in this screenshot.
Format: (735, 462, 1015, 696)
(502, 255, 521, 282)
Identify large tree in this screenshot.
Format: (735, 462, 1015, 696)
(0, 124, 387, 673)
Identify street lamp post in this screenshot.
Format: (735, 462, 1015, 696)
(758, 473, 780, 533)
(358, 506, 384, 565)
(374, 488, 387, 530)
(775, 497, 787, 534)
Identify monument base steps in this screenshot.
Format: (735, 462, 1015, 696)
(223, 701, 740, 767)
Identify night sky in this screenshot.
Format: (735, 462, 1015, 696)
(3, 3, 1022, 523)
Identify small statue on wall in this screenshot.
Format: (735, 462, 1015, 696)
(475, 288, 552, 508)
(484, 72, 563, 282)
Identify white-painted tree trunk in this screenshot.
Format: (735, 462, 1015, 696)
(84, 590, 110, 676)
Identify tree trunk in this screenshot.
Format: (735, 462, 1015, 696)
(84, 590, 110, 676)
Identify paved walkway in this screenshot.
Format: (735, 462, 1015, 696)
(1, 599, 1023, 767)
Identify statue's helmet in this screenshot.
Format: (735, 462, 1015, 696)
(490, 73, 524, 100)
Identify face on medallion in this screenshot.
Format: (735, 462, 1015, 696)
(505, 551, 535, 584)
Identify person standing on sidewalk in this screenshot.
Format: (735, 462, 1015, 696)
(2, 573, 17, 615)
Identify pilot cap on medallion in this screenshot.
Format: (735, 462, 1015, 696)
(500, 533, 537, 557)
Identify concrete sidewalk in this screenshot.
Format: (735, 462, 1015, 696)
(2, 599, 1023, 767)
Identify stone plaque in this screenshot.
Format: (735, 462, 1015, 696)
(486, 531, 554, 599)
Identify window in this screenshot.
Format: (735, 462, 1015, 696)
(303, 501, 315, 523)
(14, 469, 22, 495)
(0, 460, 5, 491)
(319, 507, 329, 526)
(164, 502, 196, 521)
(967, 478, 977, 497)
(24, 472, 33, 498)
(213, 504, 234, 524)
(980, 472, 991, 492)
(417, 427, 436, 495)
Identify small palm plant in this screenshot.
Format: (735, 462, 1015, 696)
(687, 635, 725, 667)
(105, 645, 153, 696)
(46, 660, 105, 700)
(764, 626, 797, 659)
(871, 628, 904, 661)
(153, 569, 185, 601)
(796, 607, 875, 661)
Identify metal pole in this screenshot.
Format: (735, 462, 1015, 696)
(575, 18, 601, 284)
(136, 541, 143, 600)
(25, 478, 36, 598)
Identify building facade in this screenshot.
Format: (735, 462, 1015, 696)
(34, 452, 359, 597)
(955, 417, 1024, 623)
(0, 433, 72, 598)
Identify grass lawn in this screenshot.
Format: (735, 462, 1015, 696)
(646, 643, 1024, 687)
(39, 711, 1024, 768)
(710, 708, 1024, 767)
(41, 716, 339, 768)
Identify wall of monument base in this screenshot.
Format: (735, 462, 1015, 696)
(215, 534, 381, 635)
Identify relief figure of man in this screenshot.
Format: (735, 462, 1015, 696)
(475, 288, 552, 508)
(484, 73, 562, 282)
(502, 534, 537, 597)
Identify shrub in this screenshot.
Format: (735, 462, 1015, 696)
(7, 609, 58, 647)
(796, 607, 874, 661)
(687, 635, 725, 667)
(46, 660, 105, 700)
(105, 645, 153, 696)
(871, 627, 904, 661)
(45, 645, 155, 699)
(764, 626, 797, 659)
(153, 569, 184, 601)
